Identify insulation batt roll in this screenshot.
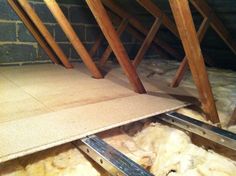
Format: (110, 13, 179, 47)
(138, 59, 236, 127)
(1, 122, 236, 176)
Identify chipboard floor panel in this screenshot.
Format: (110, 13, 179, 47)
(0, 63, 197, 163)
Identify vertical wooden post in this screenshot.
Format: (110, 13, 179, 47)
(133, 17, 162, 67)
(17, 0, 72, 68)
(99, 19, 128, 66)
(169, 0, 219, 123)
(44, 0, 103, 79)
(86, 0, 146, 93)
(8, 0, 58, 64)
(171, 17, 211, 87)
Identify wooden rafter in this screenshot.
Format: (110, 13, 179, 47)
(8, 0, 59, 65)
(98, 10, 169, 67)
(100, 0, 169, 67)
(44, 0, 103, 79)
(171, 15, 212, 87)
(137, 0, 233, 88)
(101, 0, 182, 60)
(91, 6, 173, 68)
(86, 0, 146, 94)
(89, 34, 104, 58)
(95, 1, 182, 66)
(137, 0, 210, 86)
(125, 25, 170, 60)
(190, 0, 236, 55)
(227, 107, 236, 127)
(99, 18, 128, 66)
(110, 11, 171, 60)
(133, 17, 162, 67)
(172, 0, 236, 87)
(17, 0, 72, 68)
(134, 0, 186, 66)
(137, 0, 179, 38)
(169, 0, 219, 123)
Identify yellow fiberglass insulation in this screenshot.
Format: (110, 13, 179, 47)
(1, 122, 236, 176)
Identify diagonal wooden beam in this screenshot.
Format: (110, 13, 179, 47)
(86, 0, 146, 93)
(227, 107, 236, 127)
(171, 0, 236, 87)
(126, 26, 171, 60)
(137, 0, 216, 87)
(169, 0, 219, 123)
(44, 0, 103, 79)
(109, 11, 171, 60)
(99, 18, 128, 66)
(89, 11, 169, 66)
(8, 0, 59, 65)
(170, 0, 236, 88)
(89, 34, 104, 58)
(190, 0, 236, 55)
(171, 58, 188, 87)
(133, 17, 162, 67)
(102, 0, 182, 60)
(171, 16, 211, 87)
(17, 0, 72, 68)
(137, 0, 179, 38)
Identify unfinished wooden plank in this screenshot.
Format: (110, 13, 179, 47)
(17, 0, 72, 68)
(190, 0, 236, 55)
(0, 93, 190, 163)
(171, 17, 211, 87)
(99, 18, 128, 66)
(86, 0, 146, 93)
(44, 0, 102, 78)
(102, 0, 182, 59)
(8, 0, 58, 65)
(133, 18, 162, 67)
(169, 0, 219, 123)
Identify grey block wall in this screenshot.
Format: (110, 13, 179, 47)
(0, 0, 159, 65)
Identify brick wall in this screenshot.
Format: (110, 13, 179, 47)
(0, 0, 159, 65)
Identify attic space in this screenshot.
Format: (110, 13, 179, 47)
(0, 0, 236, 176)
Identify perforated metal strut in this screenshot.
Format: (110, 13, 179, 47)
(73, 112, 236, 176)
(73, 135, 154, 176)
(160, 112, 236, 151)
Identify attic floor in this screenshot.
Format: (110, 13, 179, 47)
(0, 62, 196, 163)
